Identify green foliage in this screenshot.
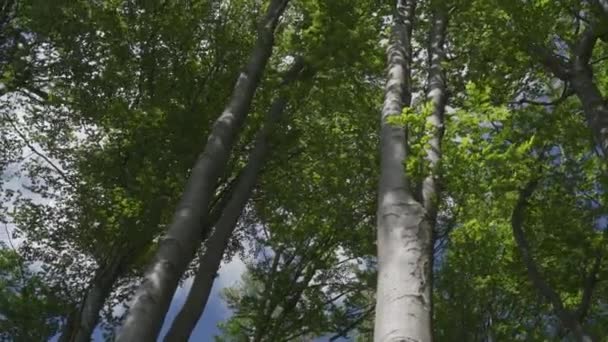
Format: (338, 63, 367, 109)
(1, 0, 607, 340)
(0, 244, 66, 341)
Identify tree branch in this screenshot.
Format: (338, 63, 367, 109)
(2, 112, 76, 189)
(577, 252, 602, 321)
(530, 44, 571, 80)
(329, 306, 374, 341)
(511, 179, 595, 341)
(573, 27, 598, 70)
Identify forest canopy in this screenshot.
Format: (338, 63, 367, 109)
(0, 0, 607, 341)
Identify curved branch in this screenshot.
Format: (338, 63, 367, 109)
(511, 179, 595, 341)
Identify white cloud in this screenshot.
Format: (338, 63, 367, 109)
(216, 256, 246, 288)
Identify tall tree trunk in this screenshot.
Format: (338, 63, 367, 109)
(422, 6, 448, 224)
(163, 58, 305, 342)
(374, 0, 434, 341)
(59, 256, 123, 342)
(422, 5, 448, 338)
(511, 180, 596, 342)
(115, 1, 290, 340)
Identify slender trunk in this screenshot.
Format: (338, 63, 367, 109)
(59, 257, 123, 342)
(422, 7, 448, 339)
(511, 180, 595, 342)
(163, 59, 305, 342)
(422, 7, 447, 223)
(115, 1, 290, 340)
(375, 0, 433, 341)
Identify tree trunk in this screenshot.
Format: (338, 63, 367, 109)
(115, 1, 290, 340)
(59, 257, 123, 342)
(422, 6, 448, 338)
(163, 58, 305, 342)
(421, 7, 448, 223)
(374, 0, 434, 341)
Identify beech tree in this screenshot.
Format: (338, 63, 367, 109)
(164, 56, 308, 341)
(116, 1, 292, 340)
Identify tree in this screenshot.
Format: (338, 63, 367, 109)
(434, 77, 608, 340)
(7, 1, 260, 340)
(116, 1, 291, 340)
(374, 0, 449, 339)
(164, 56, 308, 341)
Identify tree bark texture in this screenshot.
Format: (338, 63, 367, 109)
(422, 6, 448, 227)
(374, 0, 434, 341)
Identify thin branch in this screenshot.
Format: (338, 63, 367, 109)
(329, 306, 374, 341)
(530, 44, 571, 80)
(591, 55, 608, 65)
(3, 222, 17, 253)
(3, 222, 26, 285)
(510, 82, 574, 108)
(2, 113, 76, 188)
(577, 252, 602, 321)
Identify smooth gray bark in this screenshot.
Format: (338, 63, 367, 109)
(163, 58, 305, 342)
(422, 7, 448, 225)
(422, 7, 448, 338)
(511, 180, 596, 342)
(374, 0, 434, 341)
(115, 1, 290, 340)
(59, 257, 123, 342)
